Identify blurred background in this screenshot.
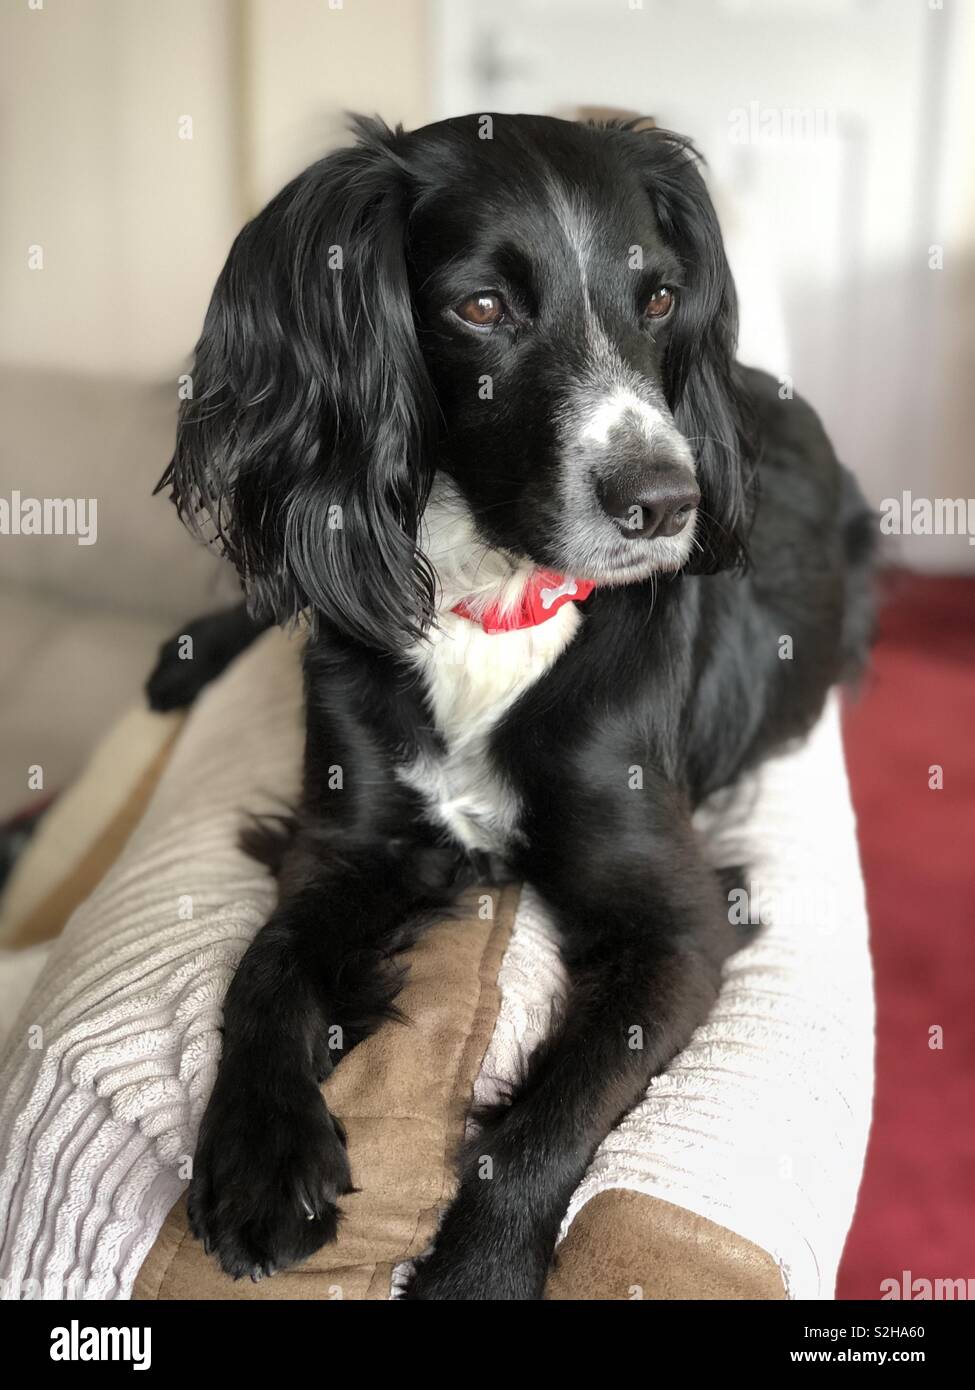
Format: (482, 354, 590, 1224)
(1, 0, 972, 1300)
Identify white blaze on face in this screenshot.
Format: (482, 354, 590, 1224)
(546, 181, 694, 472)
(578, 389, 668, 450)
(548, 178, 597, 320)
(575, 383, 697, 479)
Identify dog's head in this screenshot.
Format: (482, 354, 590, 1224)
(164, 114, 753, 649)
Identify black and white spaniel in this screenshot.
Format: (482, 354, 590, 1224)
(149, 113, 875, 1299)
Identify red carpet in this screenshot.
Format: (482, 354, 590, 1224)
(837, 571, 975, 1299)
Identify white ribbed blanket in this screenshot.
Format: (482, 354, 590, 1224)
(0, 629, 872, 1300)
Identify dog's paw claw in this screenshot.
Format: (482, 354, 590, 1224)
(188, 1081, 351, 1281)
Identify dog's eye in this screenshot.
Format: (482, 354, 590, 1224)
(455, 293, 507, 328)
(644, 287, 675, 321)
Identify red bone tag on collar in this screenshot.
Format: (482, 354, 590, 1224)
(452, 571, 595, 633)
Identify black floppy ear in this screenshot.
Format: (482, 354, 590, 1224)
(620, 123, 755, 572)
(158, 117, 436, 649)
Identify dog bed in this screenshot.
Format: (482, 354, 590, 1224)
(0, 629, 873, 1300)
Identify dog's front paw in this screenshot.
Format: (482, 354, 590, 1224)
(188, 1078, 353, 1280)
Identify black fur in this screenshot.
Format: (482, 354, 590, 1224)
(150, 114, 874, 1298)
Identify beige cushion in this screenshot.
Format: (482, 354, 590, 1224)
(0, 366, 232, 621)
(0, 587, 180, 818)
(0, 367, 239, 815)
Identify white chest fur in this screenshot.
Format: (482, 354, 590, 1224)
(399, 603, 580, 852)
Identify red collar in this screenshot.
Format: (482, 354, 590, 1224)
(451, 570, 595, 634)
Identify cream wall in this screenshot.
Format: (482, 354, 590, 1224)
(245, 0, 431, 208)
(0, 0, 432, 381)
(1, 0, 241, 378)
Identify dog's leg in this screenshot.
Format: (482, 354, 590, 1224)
(404, 797, 750, 1300)
(188, 827, 461, 1280)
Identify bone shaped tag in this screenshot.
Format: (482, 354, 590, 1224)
(539, 577, 579, 610)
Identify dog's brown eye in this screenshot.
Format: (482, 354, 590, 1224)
(456, 293, 507, 327)
(644, 287, 675, 321)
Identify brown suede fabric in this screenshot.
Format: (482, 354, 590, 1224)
(133, 885, 517, 1300)
(546, 1190, 786, 1300)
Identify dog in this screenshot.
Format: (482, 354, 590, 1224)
(149, 113, 875, 1299)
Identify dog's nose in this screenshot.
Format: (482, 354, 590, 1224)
(598, 471, 701, 539)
